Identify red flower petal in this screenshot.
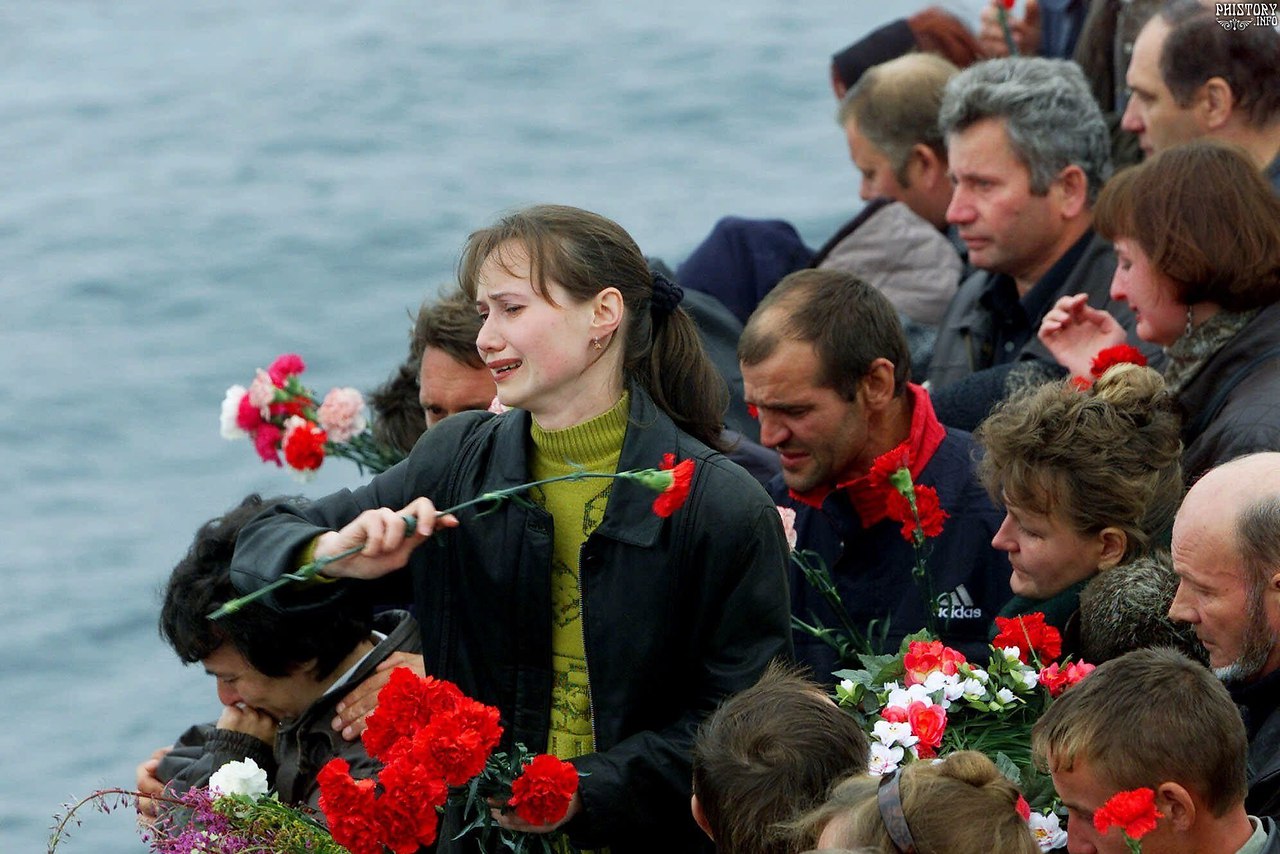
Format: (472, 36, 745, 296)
(652, 456, 695, 518)
(1093, 788, 1163, 840)
(508, 754, 580, 826)
(1090, 344, 1147, 378)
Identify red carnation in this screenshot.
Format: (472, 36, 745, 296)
(1016, 795, 1031, 821)
(376, 758, 448, 852)
(507, 754, 580, 827)
(410, 697, 503, 786)
(363, 669, 464, 761)
(1090, 344, 1147, 378)
(746, 403, 759, 420)
(885, 484, 948, 542)
(1094, 788, 1163, 841)
(652, 453, 695, 518)
(868, 442, 911, 493)
(992, 612, 1062, 664)
(267, 352, 306, 385)
(282, 418, 327, 472)
(317, 759, 383, 854)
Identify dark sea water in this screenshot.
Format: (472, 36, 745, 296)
(2, 2, 978, 851)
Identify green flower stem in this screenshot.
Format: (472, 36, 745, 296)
(209, 468, 669, 620)
(996, 5, 1019, 56)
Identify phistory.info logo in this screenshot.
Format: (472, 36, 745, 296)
(1215, 3, 1279, 28)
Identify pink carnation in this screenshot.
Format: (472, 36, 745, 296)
(318, 387, 368, 443)
(248, 369, 278, 410)
(776, 506, 798, 551)
(253, 423, 283, 466)
(268, 353, 306, 385)
(236, 392, 264, 432)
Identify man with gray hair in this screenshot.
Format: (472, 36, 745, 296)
(926, 57, 1155, 431)
(1170, 452, 1280, 818)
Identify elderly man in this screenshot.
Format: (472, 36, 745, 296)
(1123, 0, 1280, 187)
(1034, 647, 1280, 853)
(1170, 452, 1280, 818)
(739, 268, 1011, 677)
(926, 57, 1156, 431)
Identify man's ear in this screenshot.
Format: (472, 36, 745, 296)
(905, 143, 946, 189)
(1155, 781, 1196, 832)
(859, 357, 898, 411)
(1199, 77, 1235, 130)
(1095, 527, 1127, 571)
(691, 793, 714, 840)
(1054, 164, 1089, 219)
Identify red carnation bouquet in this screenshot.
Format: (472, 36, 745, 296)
(790, 440, 949, 661)
(219, 353, 404, 479)
(318, 667, 581, 854)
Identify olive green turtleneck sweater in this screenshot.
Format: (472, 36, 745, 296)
(529, 392, 629, 762)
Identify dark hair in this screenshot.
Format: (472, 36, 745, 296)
(906, 6, 983, 69)
(1094, 140, 1280, 311)
(409, 287, 485, 370)
(1078, 552, 1208, 664)
(1033, 647, 1248, 816)
(458, 204, 728, 450)
(159, 494, 373, 680)
(368, 359, 427, 456)
(692, 662, 869, 854)
(1158, 0, 1280, 129)
(739, 269, 910, 399)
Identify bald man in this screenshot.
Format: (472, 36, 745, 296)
(1170, 452, 1280, 818)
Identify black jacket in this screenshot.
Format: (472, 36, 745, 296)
(231, 387, 793, 853)
(1175, 302, 1280, 485)
(1231, 670, 1280, 821)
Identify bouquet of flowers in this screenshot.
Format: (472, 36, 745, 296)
(50, 673, 583, 854)
(317, 667, 581, 854)
(833, 614, 1096, 851)
(790, 439, 949, 661)
(219, 353, 404, 479)
(50, 758, 347, 853)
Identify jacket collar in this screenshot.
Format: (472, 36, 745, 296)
(481, 383, 687, 549)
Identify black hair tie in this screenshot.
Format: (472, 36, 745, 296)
(650, 271, 684, 318)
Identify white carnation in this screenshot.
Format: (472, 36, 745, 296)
(219, 385, 248, 440)
(209, 758, 269, 798)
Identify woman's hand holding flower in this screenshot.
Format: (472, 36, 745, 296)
(1038, 293, 1127, 377)
(491, 791, 582, 835)
(314, 498, 458, 580)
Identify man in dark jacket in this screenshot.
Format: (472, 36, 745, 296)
(1034, 647, 1280, 853)
(1170, 453, 1280, 820)
(739, 268, 1011, 680)
(927, 57, 1158, 431)
(135, 494, 422, 822)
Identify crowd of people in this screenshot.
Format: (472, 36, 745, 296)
(131, 1, 1280, 852)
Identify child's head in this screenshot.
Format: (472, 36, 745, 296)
(691, 662, 869, 854)
(975, 364, 1182, 599)
(458, 204, 727, 447)
(801, 751, 1038, 854)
